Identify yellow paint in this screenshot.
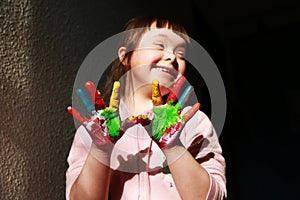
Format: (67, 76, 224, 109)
(109, 81, 120, 109)
(152, 80, 163, 105)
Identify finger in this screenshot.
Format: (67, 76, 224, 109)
(76, 88, 95, 113)
(167, 76, 186, 103)
(109, 81, 121, 109)
(182, 103, 200, 122)
(177, 85, 194, 107)
(67, 106, 89, 124)
(151, 80, 163, 105)
(85, 81, 106, 110)
(84, 81, 97, 99)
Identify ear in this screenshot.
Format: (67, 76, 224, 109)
(118, 47, 127, 65)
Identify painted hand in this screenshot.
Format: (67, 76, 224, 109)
(151, 76, 201, 149)
(67, 81, 123, 150)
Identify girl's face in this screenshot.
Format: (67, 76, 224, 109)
(123, 24, 187, 91)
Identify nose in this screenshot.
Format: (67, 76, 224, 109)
(163, 51, 178, 69)
(163, 51, 175, 62)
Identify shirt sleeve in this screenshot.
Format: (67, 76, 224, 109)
(180, 109, 227, 200)
(65, 126, 91, 200)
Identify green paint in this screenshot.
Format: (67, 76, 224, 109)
(100, 108, 121, 138)
(152, 100, 182, 141)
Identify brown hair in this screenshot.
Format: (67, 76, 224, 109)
(100, 16, 189, 103)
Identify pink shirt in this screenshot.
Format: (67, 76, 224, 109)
(66, 101, 227, 199)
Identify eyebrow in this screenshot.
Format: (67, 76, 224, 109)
(154, 33, 168, 38)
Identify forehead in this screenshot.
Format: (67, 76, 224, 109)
(139, 27, 187, 46)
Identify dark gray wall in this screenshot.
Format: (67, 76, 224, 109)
(1, 0, 300, 199)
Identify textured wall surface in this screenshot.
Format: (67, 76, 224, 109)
(1, 1, 74, 199)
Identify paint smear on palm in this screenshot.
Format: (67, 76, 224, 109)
(152, 100, 182, 141)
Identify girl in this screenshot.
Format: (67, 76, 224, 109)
(66, 16, 226, 200)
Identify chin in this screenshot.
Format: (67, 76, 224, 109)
(150, 73, 176, 88)
(159, 80, 174, 90)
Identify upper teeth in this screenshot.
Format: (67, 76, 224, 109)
(157, 67, 169, 73)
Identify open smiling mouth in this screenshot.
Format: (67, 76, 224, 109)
(152, 65, 178, 78)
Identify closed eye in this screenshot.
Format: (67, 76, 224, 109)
(175, 50, 186, 59)
(153, 42, 164, 49)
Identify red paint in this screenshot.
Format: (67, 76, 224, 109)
(167, 76, 186, 103)
(85, 81, 106, 110)
(67, 106, 88, 124)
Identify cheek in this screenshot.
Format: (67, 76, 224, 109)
(135, 50, 162, 66)
(178, 61, 186, 75)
